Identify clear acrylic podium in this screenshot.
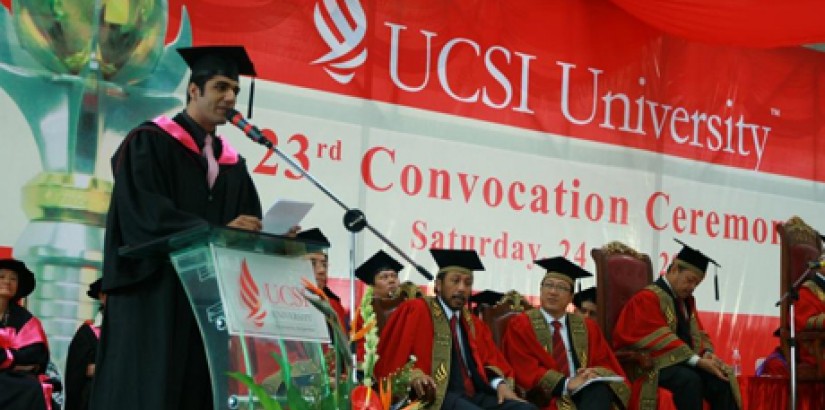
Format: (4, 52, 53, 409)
(120, 224, 333, 409)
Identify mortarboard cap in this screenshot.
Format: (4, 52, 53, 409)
(430, 248, 485, 275)
(674, 238, 720, 275)
(572, 286, 596, 309)
(355, 250, 404, 285)
(177, 45, 258, 118)
(535, 256, 592, 286)
(87, 278, 103, 300)
(673, 238, 722, 300)
(294, 228, 331, 253)
(469, 289, 504, 306)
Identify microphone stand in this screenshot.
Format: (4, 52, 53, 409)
(228, 111, 435, 385)
(775, 266, 813, 410)
(231, 116, 433, 281)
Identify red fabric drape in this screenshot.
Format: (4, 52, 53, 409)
(745, 376, 825, 410)
(608, 0, 825, 48)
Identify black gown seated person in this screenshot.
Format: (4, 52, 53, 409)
(65, 278, 105, 410)
(0, 258, 51, 410)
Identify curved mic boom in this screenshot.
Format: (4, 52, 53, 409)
(224, 108, 272, 148)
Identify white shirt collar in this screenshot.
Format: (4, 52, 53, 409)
(540, 308, 566, 326)
(437, 296, 460, 320)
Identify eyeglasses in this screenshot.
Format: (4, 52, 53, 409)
(541, 283, 572, 293)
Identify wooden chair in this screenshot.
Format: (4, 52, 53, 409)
(591, 241, 656, 372)
(478, 290, 533, 347)
(778, 216, 825, 381)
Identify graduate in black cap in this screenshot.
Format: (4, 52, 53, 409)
(355, 250, 403, 300)
(500, 257, 629, 410)
(65, 279, 105, 410)
(613, 240, 740, 410)
(0, 258, 51, 410)
(92, 46, 263, 410)
(572, 286, 597, 321)
(352, 250, 403, 361)
(294, 228, 348, 330)
(469, 290, 505, 316)
(375, 249, 535, 410)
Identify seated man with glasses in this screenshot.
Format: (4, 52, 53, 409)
(500, 257, 629, 410)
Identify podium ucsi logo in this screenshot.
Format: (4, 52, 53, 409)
(239, 259, 267, 328)
(312, 0, 368, 84)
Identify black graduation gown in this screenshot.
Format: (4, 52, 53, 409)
(91, 113, 262, 410)
(0, 304, 49, 410)
(65, 322, 98, 410)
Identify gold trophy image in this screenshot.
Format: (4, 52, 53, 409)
(0, 0, 191, 368)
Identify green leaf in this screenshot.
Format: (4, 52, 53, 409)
(227, 371, 283, 410)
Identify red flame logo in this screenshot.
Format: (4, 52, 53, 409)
(239, 259, 266, 327)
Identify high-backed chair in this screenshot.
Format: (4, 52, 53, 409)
(479, 290, 533, 347)
(778, 216, 825, 381)
(591, 241, 654, 346)
(592, 241, 680, 409)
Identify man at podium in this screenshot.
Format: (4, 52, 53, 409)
(91, 46, 263, 410)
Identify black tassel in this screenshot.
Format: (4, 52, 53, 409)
(247, 77, 255, 119)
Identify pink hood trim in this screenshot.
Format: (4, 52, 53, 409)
(152, 116, 240, 165)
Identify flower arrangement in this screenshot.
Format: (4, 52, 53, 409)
(229, 278, 421, 410)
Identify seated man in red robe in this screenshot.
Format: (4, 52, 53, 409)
(613, 240, 740, 410)
(501, 257, 629, 410)
(374, 249, 536, 410)
(795, 252, 825, 370)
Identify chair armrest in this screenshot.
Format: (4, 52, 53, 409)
(615, 348, 654, 372)
(797, 329, 825, 341)
(797, 329, 825, 379)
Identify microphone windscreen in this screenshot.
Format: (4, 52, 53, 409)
(224, 107, 240, 122)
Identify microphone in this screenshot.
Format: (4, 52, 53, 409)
(224, 108, 272, 148)
(808, 260, 825, 269)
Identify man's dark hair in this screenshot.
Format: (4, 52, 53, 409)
(185, 74, 210, 104)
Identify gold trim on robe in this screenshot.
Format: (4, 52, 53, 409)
(628, 286, 741, 409)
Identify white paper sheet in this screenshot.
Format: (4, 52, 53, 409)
(262, 199, 313, 235)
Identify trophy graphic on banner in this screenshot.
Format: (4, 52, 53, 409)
(0, 0, 191, 367)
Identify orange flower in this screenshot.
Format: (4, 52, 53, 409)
(351, 319, 376, 342)
(349, 305, 362, 338)
(301, 277, 328, 301)
(379, 377, 392, 410)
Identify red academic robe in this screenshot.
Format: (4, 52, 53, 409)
(613, 280, 740, 409)
(500, 311, 630, 409)
(374, 297, 514, 409)
(795, 278, 825, 368)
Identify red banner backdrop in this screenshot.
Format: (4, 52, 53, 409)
(157, 0, 825, 182)
(2, 0, 823, 392)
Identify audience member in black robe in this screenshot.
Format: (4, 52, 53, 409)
(0, 258, 50, 410)
(90, 46, 263, 410)
(65, 279, 105, 410)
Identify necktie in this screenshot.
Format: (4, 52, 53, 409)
(450, 315, 475, 396)
(678, 298, 689, 320)
(203, 134, 219, 188)
(551, 320, 570, 376)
